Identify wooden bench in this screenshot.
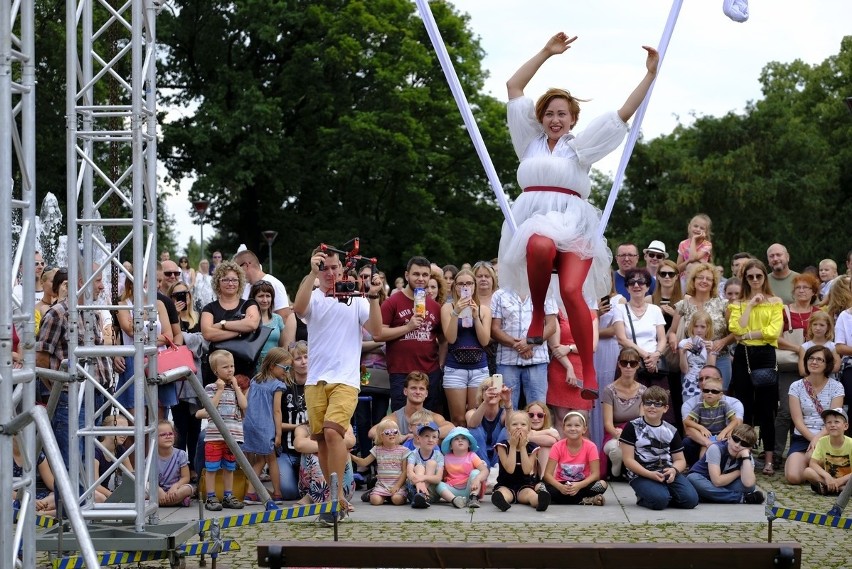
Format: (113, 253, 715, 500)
(257, 541, 801, 569)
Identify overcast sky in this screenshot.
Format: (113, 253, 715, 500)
(166, 0, 852, 253)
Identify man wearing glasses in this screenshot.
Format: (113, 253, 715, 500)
(156, 261, 184, 346)
(293, 247, 383, 521)
(613, 242, 656, 297)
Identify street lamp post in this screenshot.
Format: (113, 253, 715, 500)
(193, 200, 209, 263)
(262, 230, 278, 274)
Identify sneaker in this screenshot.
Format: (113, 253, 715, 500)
(205, 496, 222, 512)
(466, 495, 480, 509)
(411, 492, 430, 509)
(536, 487, 551, 512)
(581, 495, 605, 506)
(317, 512, 337, 527)
(491, 491, 511, 512)
(451, 496, 466, 509)
(827, 505, 843, 518)
(742, 490, 765, 505)
(810, 482, 828, 495)
(361, 490, 371, 502)
(270, 493, 284, 504)
(243, 493, 261, 505)
(221, 495, 244, 509)
(181, 496, 192, 508)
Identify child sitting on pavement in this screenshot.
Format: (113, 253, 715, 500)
(542, 411, 607, 506)
(408, 422, 444, 509)
(491, 410, 549, 511)
(351, 419, 410, 506)
(437, 427, 489, 509)
(682, 374, 736, 464)
(620, 386, 699, 511)
(805, 408, 852, 497)
(686, 424, 765, 504)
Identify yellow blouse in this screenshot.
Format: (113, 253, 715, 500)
(728, 301, 783, 347)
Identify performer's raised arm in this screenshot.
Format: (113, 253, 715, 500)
(617, 46, 660, 122)
(506, 32, 577, 100)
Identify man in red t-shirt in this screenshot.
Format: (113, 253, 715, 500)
(379, 256, 444, 412)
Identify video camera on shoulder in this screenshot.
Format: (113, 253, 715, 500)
(317, 238, 377, 304)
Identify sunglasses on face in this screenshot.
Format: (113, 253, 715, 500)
(164, 271, 180, 277)
(627, 279, 648, 287)
(275, 363, 292, 372)
(643, 401, 666, 408)
(658, 271, 677, 278)
(382, 429, 399, 436)
(619, 359, 640, 368)
(746, 273, 764, 281)
(528, 412, 546, 419)
(35, 261, 46, 266)
(646, 252, 665, 260)
(702, 388, 723, 395)
(730, 435, 752, 448)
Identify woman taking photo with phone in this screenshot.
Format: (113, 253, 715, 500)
(728, 259, 784, 475)
(442, 268, 492, 426)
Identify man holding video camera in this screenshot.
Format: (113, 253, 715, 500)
(292, 246, 383, 520)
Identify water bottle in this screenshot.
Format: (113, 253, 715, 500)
(413, 287, 426, 318)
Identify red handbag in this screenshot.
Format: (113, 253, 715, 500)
(157, 337, 197, 374)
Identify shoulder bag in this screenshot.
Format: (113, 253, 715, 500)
(211, 300, 272, 365)
(744, 344, 778, 387)
(157, 337, 198, 374)
(776, 305, 804, 372)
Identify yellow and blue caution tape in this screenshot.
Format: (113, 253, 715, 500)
(769, 506, 852, 530)
(13, 506, 57, 528)
(51, 539, 241, 569)
(198, 500, 339, 532)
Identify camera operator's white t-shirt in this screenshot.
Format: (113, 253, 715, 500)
(304, 288, 369, 389)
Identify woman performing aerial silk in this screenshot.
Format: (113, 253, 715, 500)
(500, 32, 659, 399)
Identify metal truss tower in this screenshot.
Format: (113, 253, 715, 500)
(2, 1, 163, 567)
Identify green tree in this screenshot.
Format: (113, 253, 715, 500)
(612, 35, 852, 271)
(157, 0, 517, 287)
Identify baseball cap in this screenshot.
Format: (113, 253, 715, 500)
(417, 422, 439, 435)
(821, 407, 849, 423)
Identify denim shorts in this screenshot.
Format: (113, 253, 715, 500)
(443, 366, 489, 389)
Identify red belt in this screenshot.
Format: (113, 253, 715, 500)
(523, 185, 580, 197)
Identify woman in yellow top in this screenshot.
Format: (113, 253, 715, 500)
(728, 259, 784, 475)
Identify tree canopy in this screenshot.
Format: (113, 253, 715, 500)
(158, 0, 517, 286)
(599, 35, 852, 270)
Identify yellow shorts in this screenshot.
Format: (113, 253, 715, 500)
(305, 382, 359, 439)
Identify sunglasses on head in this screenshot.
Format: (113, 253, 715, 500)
(659, 271, 677, 278)
(619, 359, 640, 368)
(730, 435, 752, 448)
(382, 429, 399, 436)
(702, 388, 723, 395)
(627, 279, 648, 287)
(528, 412, 546, 419)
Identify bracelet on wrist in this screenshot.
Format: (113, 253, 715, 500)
(366, 294, 380, 299)
(451, 309, 459, 317)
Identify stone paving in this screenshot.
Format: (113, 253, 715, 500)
(34, 473, 852, 568)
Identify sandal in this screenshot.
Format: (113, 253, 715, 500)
(761, 463, 775, 476)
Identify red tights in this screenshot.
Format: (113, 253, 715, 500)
(526, 234, 597, 393)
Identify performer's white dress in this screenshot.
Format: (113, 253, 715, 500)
(499, 96, 629, 300)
